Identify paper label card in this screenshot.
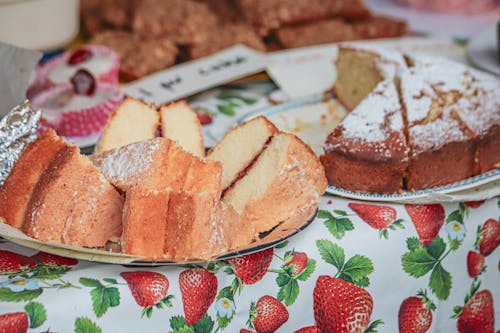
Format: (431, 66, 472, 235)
(123, 45, 267, 105)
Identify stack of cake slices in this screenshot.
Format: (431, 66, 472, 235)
(0, 99, 327, 261)
(321, 44, 500, 194)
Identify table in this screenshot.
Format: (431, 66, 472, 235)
(1, 196, 499, 332)
(1, 39, 499, 333)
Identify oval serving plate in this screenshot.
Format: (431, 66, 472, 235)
(238, 96, 500, 204)
(0, 208, 317, 266)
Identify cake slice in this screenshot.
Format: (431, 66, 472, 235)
(159, 100, 205, 157)
(0, 129, 67, 228)
(164, 157, 223, 260)
(400, 67, 475, 190)
(121, 187, 170, 258)
(90, 138, 194, 192)
(321, 79, 409, 193)
(22, 146, 123, 247)
(333, 44, 406, 111)
(207, 116, 279, 191)
(223, 132, 327, 234)
(97, 96, 159, 152)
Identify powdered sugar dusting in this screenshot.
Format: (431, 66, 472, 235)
(410, 117, 467, 152)
(91, 139, 161, 187)
(341, 80, 402, 143)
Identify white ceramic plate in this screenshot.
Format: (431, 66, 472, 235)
(467, 24, 500, 75)
(239, 97, 500, 203)
(0, 210, 316, 266)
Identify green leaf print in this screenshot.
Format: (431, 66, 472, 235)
(24, 302, 46, 328)
(316, 239, 344, 270)
(75, 317, 102, 333)
(217, 104, 236, 116)
(406, 237, 421, 251)
(0, 287, 42, 302)
(426, 236, 446, 259)
(317, 210, 354, 239)
(402, 236, 453, 300)
(341, 255, 374, 283)
(277, 278, 299, 306)
(90, 286, 120, 317)
(429, 263, 452, 300)
(192, 314, 214, 333)
(79, 278, 102, 288)
(402, 248, 436, 278)
(30, 265, 71, 280)
(316, 239, 374, 286)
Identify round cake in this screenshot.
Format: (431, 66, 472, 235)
(321, 44, 500, 194)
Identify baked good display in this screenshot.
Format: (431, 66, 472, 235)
(0, 103, 326, 261)
(321, 45, 500, 193)
(79, 0, 407, 80)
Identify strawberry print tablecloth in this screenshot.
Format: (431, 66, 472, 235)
(0, 196, 499, 333)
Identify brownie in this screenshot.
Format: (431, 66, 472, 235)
(237, 0, 370, 35)
(353, 16, 408, 39)
(132, 0, 218, 45)
(189, 23, 266, 59)
(275, 19, 360, 48)
(90, 30, 179, 80)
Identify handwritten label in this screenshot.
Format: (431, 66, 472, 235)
(123, 45, 266, 105)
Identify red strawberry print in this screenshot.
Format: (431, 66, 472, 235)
(240, 330, 255, 333)
(457, 290, 494, 333)
(284, 251, 308, 275)
(464, 200, 485, 208)
(398, 291, 435, 333)
(349, 203, 397, 229)
(179, 268, 217, 325)
(196, 110, 213, 125)
(0, 250, 37, 273)
(313, 276, 373, 333)
(32, 251, 78, 266)
(467, 251, 485, 278)
(405, 204, 445, 246)
(228, 247, 273, 284)
(120, 271, 169, 307)
(295, 326, 318, 333)
(0, 312, 29, 333)
(251, 295, 289, 333)
(478, 219, 500, 256)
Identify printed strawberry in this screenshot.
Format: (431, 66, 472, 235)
(120, 271, 171, 317)
(467, 251, 485, 278)
(398, 290, 435, 333)
(313, 276, 373, 333)
(228, 248, 273, 284)
(179, 268, 217, 325)
(240, 330, 255, 333)
(349, 203, 397, 229)
(456, 290, 494, 333)
(478, 219, 500, 256)
(249, 295, 289, 333)
(405, 204, 445, 246)
(0, 250, 37, 273)
(295, 326, 318, 333)
(32, 251, 78, 266)
(464, 200, 485, 208)
(196, 110, 213, 125)
(0, 312, 29, 333)
(284, 251, 308, 275)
